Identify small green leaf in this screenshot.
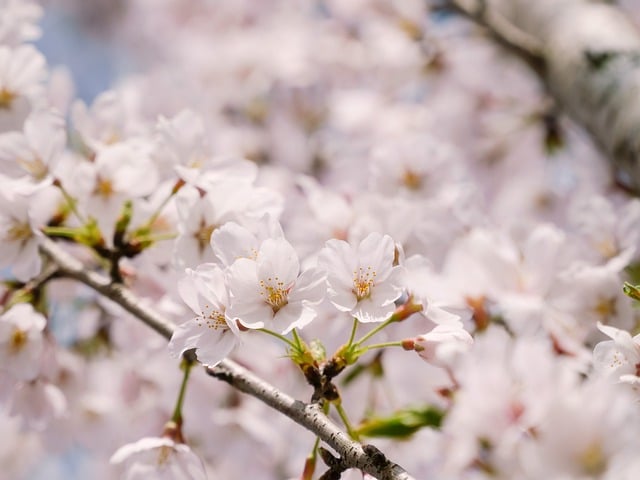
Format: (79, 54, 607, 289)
(355, 405, 445, 439)
(309, 339, 326, 363)
(623, 282, 640, 302)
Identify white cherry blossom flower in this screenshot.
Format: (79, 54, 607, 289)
(0, 303, 46, 381)
(0, 0, 42, 46)
(226, 237, 325, 334)
(169, 264, 239, 367)
(9, 379, 66, 431)
(210, 216, 283, 268)
(318, 232, 404, 322)
(174, 185, 282, 269)
(0, 44, 46, 131)
(0, 108, 66, 182)
(111, 436, 207, 480)
(0, 184, 50, 281)
(413, 323, 474, 368)
(593, 322, 640, 384)
(64, 141, 159, 245)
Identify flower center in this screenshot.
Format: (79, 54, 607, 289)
(402, 169, 423, 190)
(0, 88, 16, 110)
(94, 176, 114, 198)
(198, 307, 228, 331)
(595, 237, 618, 259)
(593, 297, 617, 320)
(260, 276, 290, 313)
(7, 221, 32, 244)
(579, 441, 607, 475)
(10, 328, 28, 353)
(16, 156, 48, 180)
(352, 266, 376, 301)
(194, 220, 215, 253)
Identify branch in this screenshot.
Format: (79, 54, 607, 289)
(39, 237, 416, 480)
(444, 0, 545, 73)
(447, 0, 640, 194)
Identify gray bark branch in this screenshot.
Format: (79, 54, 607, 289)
(449, 0, 640, 193)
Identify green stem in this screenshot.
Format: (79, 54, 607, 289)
(346, 318, 359, 348)
(354, 317, 396, 347)
(42, 226, 80, 239)
(291, 328, 303, 351)
(135, 232, 178, 243)
(259, 328, 297, 349)
(171, 359, 194, 425)
(356, 340, 403, 353)
(55, 181, 86, 223)
(139, 184, 180, 231)
(334, 401, 359, 441)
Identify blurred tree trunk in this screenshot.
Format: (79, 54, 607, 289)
(450, 0, 640, 194)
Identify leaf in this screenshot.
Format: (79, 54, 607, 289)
(623, 282, 640, 302)
(355, 405, 445, 439)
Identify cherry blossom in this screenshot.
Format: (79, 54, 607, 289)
(169, 264, 239, 367)
(0, 108, 66, 182)
(593, 322, 640, 385)
(226, 237, 325, 334)
(318, 232, 404, 322)
(0, 303, 46, 381)
(110, 436, 207, 480)
(412, 323, 474, 368)
(0, 44, 46, 131)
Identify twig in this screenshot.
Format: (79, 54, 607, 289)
(39, 237, 416, 480)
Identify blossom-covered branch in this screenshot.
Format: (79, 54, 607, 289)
(39, 237, 415, 480)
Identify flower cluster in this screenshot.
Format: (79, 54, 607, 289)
(1, 0, 640, 479)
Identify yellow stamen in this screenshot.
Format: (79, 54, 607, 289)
(352, 266, 376, 301)
(259, 276, 290, 313)
(194, 220, 215, 253)
(0, 88, 16, 109)
(94, 176, 114, 198)
(579, 441, 607, 475)
(10, 328, 28, 353)
(197, 305, 228, 331)
(401, 169, 423, 190)
(594, 297, 617, 320)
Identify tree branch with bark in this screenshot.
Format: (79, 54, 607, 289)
(445, 0, 640, 193)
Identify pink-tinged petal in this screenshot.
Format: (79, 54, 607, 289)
(415, 324, 473, 368)
(353, 299, 395, 323)
(357, 232, 395, 280)
(169, 319, 239, 367)
(226, 258, 261, 300)
(111, 437, 174, 464)
(273, 302, 305, 334)
(368, 272, 403, 307)
(177, 271, 201, 315)
(319, 239, 357, 291)
(227, 301, 272, 330)
(257, 237, 299, 285)
(328, 286, 358, 312)
(597, 322, 640, 356)
(279, 305, 317, 334)
(195, 329, 239, 367)
(593, 340, 635, 378)
(211, 221, 259, 266)
(289, 268, 326, 305)
(9, 380, 66, 431)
